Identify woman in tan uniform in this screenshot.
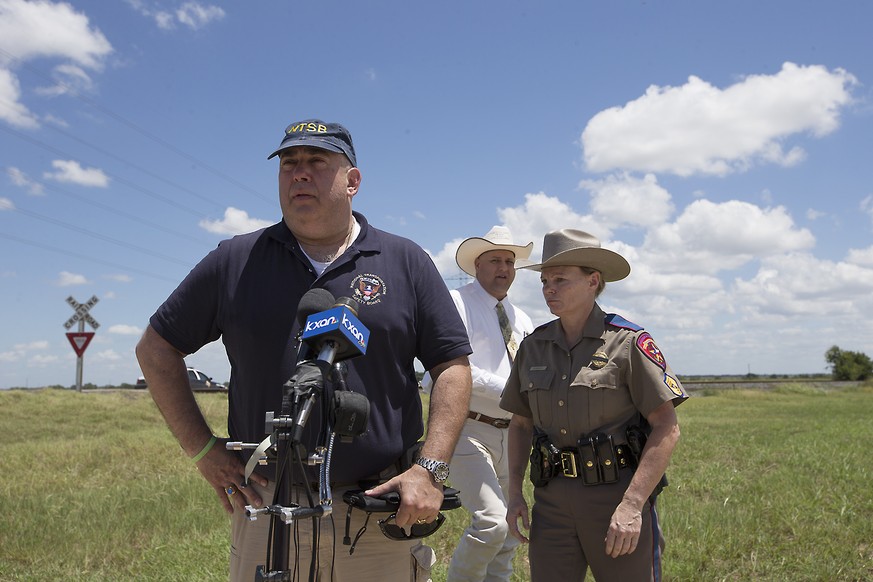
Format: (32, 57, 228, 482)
(500, 229, 687, 582)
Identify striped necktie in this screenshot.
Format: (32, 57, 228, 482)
(495, 301, 518, 362)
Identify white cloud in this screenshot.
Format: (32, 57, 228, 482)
(0, 0, 111, 125)
(498, 192, 607, 251)
(847, 246, 873, 267)
(581, 173, 675, 229)
(7, 166, 44, 195)
(177, 2, 225, 29)
(734, 253, 873, 320)
(806, 208, 825, 220)
(28, 354, 59, 367)
(126, 0, 224, 30)
(582, 62, 856, 176)
(423, 189, 873, 375)
(155, 11, 174, 30)
(108, 324, 142, 336)
(104, 274, 133, 283)
(0, 68, 39, 128)
(644, 199, 815, 274)
(0, 350, 22, 363)
(14, 340, 48, 350)
(0, 197, 13, 210)
(56, 271, 89, 286)
(91, 349, 122, 362)
(861, 195, 873, 225)
(35, 63, 95, 97)
(200, 207, 273, 235)
(0, 0, 112, 68)
(43, 160, 109, 187)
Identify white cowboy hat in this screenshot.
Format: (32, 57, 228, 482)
(455, 226, 534, 277)
(518, 229, 630, 282)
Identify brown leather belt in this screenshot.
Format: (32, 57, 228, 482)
(468, 411, 511, 429)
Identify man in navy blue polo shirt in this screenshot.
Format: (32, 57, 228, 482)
(136, 119, 472, 581)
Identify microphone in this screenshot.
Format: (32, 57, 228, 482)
(300, 296, 369, 364)
(294, 288, 336, 362)
(290, 294, 370, 441)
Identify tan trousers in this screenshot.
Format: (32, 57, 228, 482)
(229, 479, 435, 582)
(446, 418, 518, 582)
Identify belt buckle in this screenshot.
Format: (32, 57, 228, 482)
(493, 418, 510, 429)
(560, 451, 578, 478)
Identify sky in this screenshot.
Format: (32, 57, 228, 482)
(1, 0, 872, 388)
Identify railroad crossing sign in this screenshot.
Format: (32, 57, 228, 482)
(63, 295, 100, 391)
(64, 295, 100, 330)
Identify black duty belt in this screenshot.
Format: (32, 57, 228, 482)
(468, 411, 511, 429)
(559, 433, 632, 485)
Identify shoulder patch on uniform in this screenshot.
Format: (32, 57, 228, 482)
(605, 313, 643, 332)
(636, 332, 666, 369)
(663, 373, 685, 397)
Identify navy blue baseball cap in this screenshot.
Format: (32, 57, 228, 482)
(267, 119, 357, 167)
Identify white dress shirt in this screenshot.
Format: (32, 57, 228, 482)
(450, 279, 534, 418)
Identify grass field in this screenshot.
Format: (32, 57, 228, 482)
(1, 383, 872, 581)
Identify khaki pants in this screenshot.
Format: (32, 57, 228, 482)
(230, 479, 435, 582)
(446, 419, 518, 582)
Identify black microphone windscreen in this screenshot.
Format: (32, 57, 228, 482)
(297, 288, 335, 325)
(333, 296, 360, 316)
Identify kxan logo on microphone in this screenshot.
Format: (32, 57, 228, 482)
(302, 306, 370, 355)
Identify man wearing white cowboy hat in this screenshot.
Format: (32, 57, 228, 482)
(443, 225, 535, 581)
(500, 228, 686, 582)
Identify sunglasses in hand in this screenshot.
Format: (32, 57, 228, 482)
(377, 512, 446, 541)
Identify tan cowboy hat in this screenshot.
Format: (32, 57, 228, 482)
(518, 229, 631, 282)
(455, 226, 534, 277)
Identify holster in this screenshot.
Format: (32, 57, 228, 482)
(626, 422, 669, 499)
(529, 431, 561, 487)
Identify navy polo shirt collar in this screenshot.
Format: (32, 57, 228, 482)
(266, 211, 381, 255)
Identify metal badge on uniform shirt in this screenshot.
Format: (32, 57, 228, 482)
(590, 351, 609, 369)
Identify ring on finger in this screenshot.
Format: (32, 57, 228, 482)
(226, 486, 236, 496)
(415, 518, 427, 524)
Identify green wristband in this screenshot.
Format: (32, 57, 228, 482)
(191, 435, 217, 463)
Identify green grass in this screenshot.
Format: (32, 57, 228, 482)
(2, 384, 872, 581)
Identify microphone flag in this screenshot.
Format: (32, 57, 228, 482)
(301, 300, 369, 362)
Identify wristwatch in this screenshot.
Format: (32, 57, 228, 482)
(415, 456, 450, 483)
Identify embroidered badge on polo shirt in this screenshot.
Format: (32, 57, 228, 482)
(351, 273, 386, 305)
(636, 332, 666, 369)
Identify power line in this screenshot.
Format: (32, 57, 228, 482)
(0, 46, 273, 205)
(0, 122, 214, 218)
(0, 232, 180, 283)
(11, 206, 195, 267)
(37, 180, 216, 248)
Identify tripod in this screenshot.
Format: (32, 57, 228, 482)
(228, 358, 367, 581)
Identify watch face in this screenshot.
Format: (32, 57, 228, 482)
(434, 463, 450, 481)
(417, 457, 450, 482)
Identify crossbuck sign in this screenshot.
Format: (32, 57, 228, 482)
(64, 295, 100, 330)
(64, 295, 100, 391)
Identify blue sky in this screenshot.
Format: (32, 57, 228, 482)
(2, 0, 872, 388)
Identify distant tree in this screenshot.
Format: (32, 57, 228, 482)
(825, 346, 873, 381)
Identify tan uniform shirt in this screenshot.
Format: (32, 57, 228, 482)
(500, 303, 686, 448)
